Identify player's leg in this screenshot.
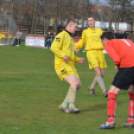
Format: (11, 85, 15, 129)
(98, 68, 127, 129)
(123, 85, 134, 128)
(58, 62, 81, 113)
(87, 50, 98, 96)
(122, 67, 134, 128)
(59, 74, 81, 113)
(87, 50, 107, 96)
(88, 67, 99, 96)
(76, 77, 81, 91)
(89, 67, 107, 96)
(96, 50, 108, 96)
(64, 75, 81, 113)
(61, 74, 79, 107)
(59, 74, 80, 113)
(107, 85, 120, 123)
(86, 50, 97, 95)
(100, 68, 108, 96)
(98, 85, 120, 129)
(99, 67, 134, 129)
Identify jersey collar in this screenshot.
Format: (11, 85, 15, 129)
(64, 30, 72, 36)
(88, 27, 96, 30)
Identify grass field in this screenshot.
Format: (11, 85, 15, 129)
(0, 45, 133, 134)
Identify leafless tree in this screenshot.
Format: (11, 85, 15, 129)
(106, 0, 133, 30)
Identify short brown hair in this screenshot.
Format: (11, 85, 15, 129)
(88, 15, 96, 20)
(101, 32, 114, 40)
(65, 19, 78, 28)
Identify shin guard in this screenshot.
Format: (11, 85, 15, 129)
(107, 92, 116, 123)
(128, 92, 134, 123)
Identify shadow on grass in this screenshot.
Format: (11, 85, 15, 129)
(81, 100, 125, 113)
(96, 126, 123, 131)
(81, 102, 106, 113)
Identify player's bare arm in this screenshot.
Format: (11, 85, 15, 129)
(74, 46, 79, 53)
(63, 56, 69, 63)
(78, 58, 85, 64)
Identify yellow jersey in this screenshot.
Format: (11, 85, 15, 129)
(51, 30, 79, 70)
(75, 27, 104, 50)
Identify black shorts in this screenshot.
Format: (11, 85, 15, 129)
(112, 67, 134, 90)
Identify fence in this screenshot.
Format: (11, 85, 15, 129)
(20, 25, 134, 37)
(18, 25, 44, 35)
(17, 25, 83, 37)
(0, 30, 16, 37)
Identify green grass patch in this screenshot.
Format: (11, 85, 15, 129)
(0, 46, 132, 134)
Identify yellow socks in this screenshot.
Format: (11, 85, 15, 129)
(62, 101, 68, 107)
(69, 88, 76, 108)
(62, 88, 77, 108)
(62, 91, 69, 107)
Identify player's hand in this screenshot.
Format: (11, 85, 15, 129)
(78, 58, 85, 64)
(115, 66, 118, 70)
(74, 46, 79, 53)
(115, 64, 120, 70)
(63, 56, 69, 63)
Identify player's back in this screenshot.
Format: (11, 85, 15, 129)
(106, 39, 134, 68)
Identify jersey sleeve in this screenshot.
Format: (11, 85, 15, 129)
(75, 31, 86, 49)
(51, 33, 66, 58)
(75, 56, 79, 63)
(100, 29, 103, 35)
(105, 43, 120, 67)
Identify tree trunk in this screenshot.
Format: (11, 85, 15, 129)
(133, 18, 134, 34)
(31, 0, 38, 34)
(82, 0, 89, 30)
(108, 0, 115, 30)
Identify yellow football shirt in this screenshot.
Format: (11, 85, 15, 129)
(75, 27, 104, 50)
(51, 30, 79, 70)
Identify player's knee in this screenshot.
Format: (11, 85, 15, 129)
(101, 74, 104, 77)
(70, 79, 80, 89)
(109, 85, 120, 95)
(128, 85, 134, 93)
(76, 82, 81, 90)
